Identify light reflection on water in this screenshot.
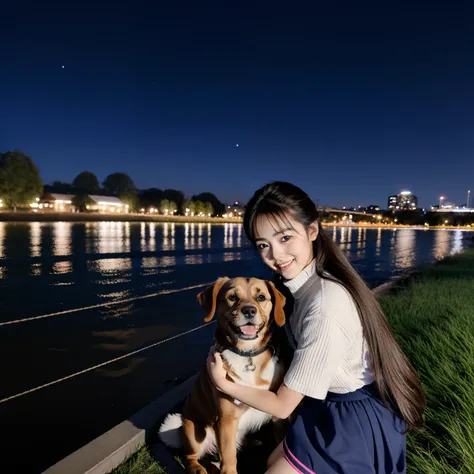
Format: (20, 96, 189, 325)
(433, 229, 450, 260)
(0, 223, 471, 288)
(375, 228, 382, 257)
(53, 222, 72, 256)
(30, 222, 42, 257)
(52, 261, 73, 274)
(394, 229, 416, 270)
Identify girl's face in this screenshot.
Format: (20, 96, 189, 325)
(254, 213, 318, 280)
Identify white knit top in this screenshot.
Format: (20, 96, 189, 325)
(283, 260, 374, 400)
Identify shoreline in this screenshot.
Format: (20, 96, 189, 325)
(1, 212, 473, 231)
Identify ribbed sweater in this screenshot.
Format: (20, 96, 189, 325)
(283, 260, 374, 399)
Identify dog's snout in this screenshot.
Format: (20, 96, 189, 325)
(241, 305, 257, 319)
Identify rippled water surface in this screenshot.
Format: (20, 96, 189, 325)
(0, 222, 470, 472)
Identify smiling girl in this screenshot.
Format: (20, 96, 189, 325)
(207, 181, 425, 474)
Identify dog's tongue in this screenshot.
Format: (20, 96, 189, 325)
(240, 325, 258, 336)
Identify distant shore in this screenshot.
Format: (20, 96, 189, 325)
(0, 211, 473, 232)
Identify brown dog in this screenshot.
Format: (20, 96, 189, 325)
(158, 277, 286, 474)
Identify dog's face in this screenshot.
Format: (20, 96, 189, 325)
(197, 277, 285, 344)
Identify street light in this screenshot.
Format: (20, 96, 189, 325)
(468, 190, 471, 208)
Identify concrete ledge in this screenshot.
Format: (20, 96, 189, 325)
(43, 375, 197, 474)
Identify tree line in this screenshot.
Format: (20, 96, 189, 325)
(0, 149, 226, 215)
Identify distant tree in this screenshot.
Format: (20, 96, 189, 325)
(194, 200, 204, 214)
(168, 201, 178, 213)
(192, 192, 225, 215)
(181, 198, 194, 215)
(44, 181, 75, 194)
(73, 171, 100, 194)
(159, 199, 170, 214)
(140, 188, 164, 209)
(103, 172, 137, 210)
(159, 199, 178, 214)
(103, 172, 135, 196)
(163, 189, 185, 210)
(0, 150, 43, 211)
(72, 194, 94, 212)
(203, 202, 214, 216)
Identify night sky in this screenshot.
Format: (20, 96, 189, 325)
(2, 1, 474, 208)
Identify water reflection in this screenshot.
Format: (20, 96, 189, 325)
(184, 223, 197, 250)
(0, 225, 5, 278)
(224, 223, 234, 248)
(451, 230, 463, 255)
(394, 229, 416, 269)
(52, 261, 73, 274)
(223, 251, 241, 262)
(346, 227, 353, 251)
(53, 222, 72, 256)
(30, 222, 42, 257)
(85, 223, 96, 254)
(30, 263, 41, 276)
(162, 223, 176, 251)
(161, 256, 177, 267)
(94, 257, 132, 276)
(99, 222, 131, 254)
(356, 228, 366, 258)
(340, 227, 346, 247)
(237, 224, 242, 247)
(185, 254, 204, 265)
(433, 230, 450, 260)
(140, 223, 156, 252)
(1, 223, 472, 294)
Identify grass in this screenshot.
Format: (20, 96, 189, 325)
(109, 445, 166, 474)
(378, 247, 474, 473)
(111, 247, 474, 473)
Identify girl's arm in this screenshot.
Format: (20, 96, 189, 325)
(207, 352, 304, 419)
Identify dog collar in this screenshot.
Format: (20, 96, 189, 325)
(221, 343, 271, 358)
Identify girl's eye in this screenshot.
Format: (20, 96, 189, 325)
(257, 243, 267, 251)
(256, 294, 265, 302)
(229, 294, 238, 302)
(282, 235, 291, 242)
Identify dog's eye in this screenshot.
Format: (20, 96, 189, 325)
(228, 294, 238, 302)
(256, 294, 266, 302)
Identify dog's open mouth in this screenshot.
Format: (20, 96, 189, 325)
(234, 323, 260, 340)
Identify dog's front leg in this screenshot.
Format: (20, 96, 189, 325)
(216, 412, 239, 474)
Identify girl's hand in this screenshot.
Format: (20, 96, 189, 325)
(206, 351, 228, 391)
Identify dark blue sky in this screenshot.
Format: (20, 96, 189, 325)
(2, 1, 474, 208)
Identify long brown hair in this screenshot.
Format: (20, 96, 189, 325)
(243, 181, 425, 432)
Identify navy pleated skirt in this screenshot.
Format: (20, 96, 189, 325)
(283, 383, 406, 474)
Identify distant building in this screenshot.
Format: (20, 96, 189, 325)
(39, 193, 129, 213)
(88, 195, 129, 213)
(367, 205, 381, 213)
(388, 191, 418, 211)
(40, 193, 76, 212)
(224, 201, 245, 218)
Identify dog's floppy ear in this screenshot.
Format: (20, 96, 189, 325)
(198, 277, 230, 322)
(265, 281, 286, 327)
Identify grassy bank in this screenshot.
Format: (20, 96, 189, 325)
(111, 248, 474, 474)
(378, 248, 474, 473)
(110, 446, 165, 474)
